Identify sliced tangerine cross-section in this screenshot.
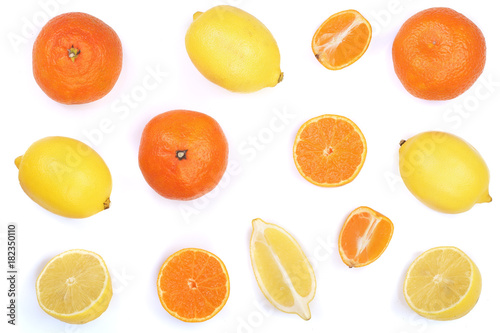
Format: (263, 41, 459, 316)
(157, 248, 230, 322)
(293, 114, 367, 187)
(338, 206, 394, 268)
(312, 9, 372, 70)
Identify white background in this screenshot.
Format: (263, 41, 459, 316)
(1, 0, 499, 332)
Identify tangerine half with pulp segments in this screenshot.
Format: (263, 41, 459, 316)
(392, 7, 486, 100)
(138, 110, 229, 200)
(338, 206, 394, 268)
(312, 9, 372, 70)
(33, 12, 123, 104)
(157, 248, 230, 322)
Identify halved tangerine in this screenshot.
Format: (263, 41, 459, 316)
(293, 114, 367, 187)
(312, 9, 372, 70)
(157, 248, 230, 322)
(338, 206, 394, 268)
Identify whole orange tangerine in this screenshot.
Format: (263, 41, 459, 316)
(33, 12, 122, 104)
(392, 7, 486, 100)
(138, 110, 229, 201)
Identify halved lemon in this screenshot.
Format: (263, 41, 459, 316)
(250, 218, 316, 320)
(36, 249, 113, 324)
(403, 246, 481, 320)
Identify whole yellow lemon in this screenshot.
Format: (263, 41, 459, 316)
(185, 5, 283, 93)
(15, 137, 112, 218)
(399, 131, 491, 213)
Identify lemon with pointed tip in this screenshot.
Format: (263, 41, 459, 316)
(185, 5, 283, 92)
(399, 131, 491, 213)
(250, 218, 316, 320)
(15, 136, 112, 218)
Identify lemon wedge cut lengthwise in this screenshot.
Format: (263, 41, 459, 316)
(250, 218, 316, 320)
